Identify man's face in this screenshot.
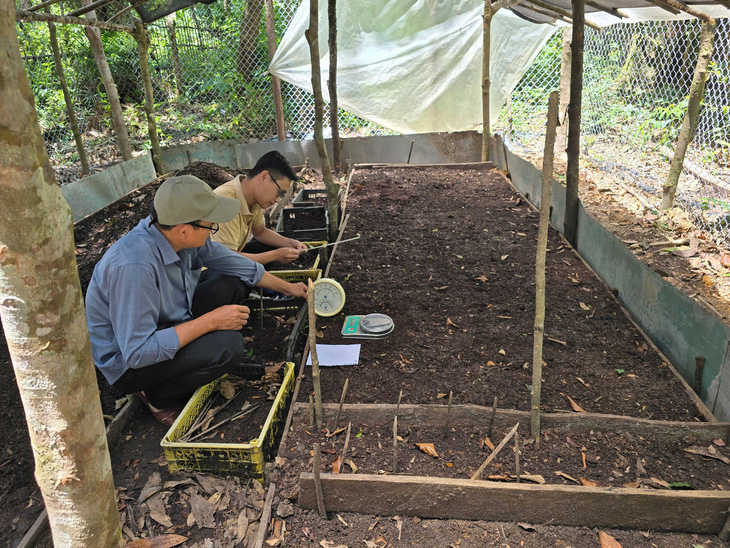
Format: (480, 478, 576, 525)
(260, 171, 292, 209)
(185, 221, 218, 248)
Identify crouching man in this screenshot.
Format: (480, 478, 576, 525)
(85, 175, 308, 426)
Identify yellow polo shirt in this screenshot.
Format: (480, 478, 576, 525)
(211, 176, 265, 252)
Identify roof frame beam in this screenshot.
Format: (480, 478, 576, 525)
(584, 0, 629, 19)
(67, 0, 118, 17)
(522, 0, 602, 29)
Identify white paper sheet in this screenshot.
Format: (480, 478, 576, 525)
(306, 344, 361, 366)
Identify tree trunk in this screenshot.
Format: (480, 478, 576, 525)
(327, 0, 342, 174)
(556, 27, 571, 153)
(46, 7, 89, 176)
(661, 20, 716, 209)
(531, 91, 559, 442)
(0, 2, 122, 545)
(481, 0, 492, 162)
(166, 14, 183, 98)
(305, 0, 339, 240)
(132, 20, 163, 174)
(264, 0, 286, 140)
(564, 0, 585, 247)
(81, 0, 133, 161)
(237, 0, 264, 82)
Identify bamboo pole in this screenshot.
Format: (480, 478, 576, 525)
(556, 27, 571, 153)
(45, 7, 89, 176)
(481, 0, 492, 162)
(264, 0, 286, 141)
(531, 90, 559, 442)
(327, 0, 342, 173)
(308, 279, 323, 429)
(661, 20, 717, 209)
(563, 0, 585, 246)
(131, 20, 162, 174)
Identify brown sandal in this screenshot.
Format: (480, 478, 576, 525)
(136, 391, 182, 427)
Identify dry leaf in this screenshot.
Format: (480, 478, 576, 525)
(513, 474, 545, 484)
(623, 480, 641, 488)
(501, 254, 509, 261)
(714, 438, 727, 447)
(316, 329, 325, 338)
(124, 535, 188, 548)
(499, 349, 506, 355)
(236, 511, 250, 544)
(579, 478, 600, 487)
(137, 472, 162, 504)
(564, 394, 587, 413)
(326, 426, 347, 438)
(446, 318, 459, 328)
(345, 458, 358, 473)
(146, 493, 173, 528)
(336, 514, 349, 527)
(554, 471, 579, 484)
(416, 443, 439, 458)
(320, 540, 347, 548)
(437, 393, 447, 398)
(487, 360, 496, 366)
(219, 380, 236, 400)
(474, 274, 488, 282)
(579, 302, 590, 311)
(332, 456, 343, 474)
(599, 531, 623, 548)
(647, 477, 669, 488)
(684, 445, 730, 464)
(483, 437, 495, 451)
(518, 522, 536, 531)
(265, 362, 285, 374)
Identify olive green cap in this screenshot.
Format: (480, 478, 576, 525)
(154, 175, 240, 225)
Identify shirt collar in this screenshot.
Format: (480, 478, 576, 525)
(142, 215, 182, 265)
(233, 175, 259, 217)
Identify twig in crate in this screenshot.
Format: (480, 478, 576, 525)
(392, 415, 398, 474)
(313, 444, 327, 518)
(187, 402, 261, 442)
(340, 422, 352, 474)
(334, 378, 349, 430)
(180, 389, 241, 441)
(487, 396, 498, 438)
(470, 423, 520, 480)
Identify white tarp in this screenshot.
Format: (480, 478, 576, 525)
(269, 0, 556, 135)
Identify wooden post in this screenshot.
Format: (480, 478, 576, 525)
(305, 0, 339, 240)
(334, 378, 348, 430)
(481, 0, 492, 162)
(308, 279, 323, 429)
(531, 91, 559, 441)
(166, 14, 183, 97)
(327, 0, 342, 173)
(661, 20, 717, 209)
(264, 0, 286, 141)
(312, 444, 327, 517)
(392, 415, 398, 474)
(694, 356, 705, 396)
(487, 396, 498, 438)
(556, 27, 571, 153)
(45, 7, 89, 176)
(131, 20, 162, 174)
(563, 0, 585, 246)
(308, 394, 315, 427)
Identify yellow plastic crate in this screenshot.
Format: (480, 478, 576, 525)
(161, 362, 295, 483)
(248, 268, 322, 312)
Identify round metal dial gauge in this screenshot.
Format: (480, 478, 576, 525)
(312, 278, 346, 317)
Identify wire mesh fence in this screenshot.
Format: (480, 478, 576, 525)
(15, 0, 389, 184)
(494, 18, 730, 246)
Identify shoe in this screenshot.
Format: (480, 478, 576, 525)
(136, 391, 183, 427)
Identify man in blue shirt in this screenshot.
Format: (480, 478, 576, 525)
(85, 175, 308, 426)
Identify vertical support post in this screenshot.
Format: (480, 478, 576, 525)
(481, 0, 492, 162)
(166, 14, 183, 97)
(327, 0, 342, 173)
(661, 20, 716, 209)
(264, 0, 286, 141)
(531, 91, 560, 442)
(131, 20, 162, 174)
(308, 279, 323, 429)
(556, 27, 571, 153)
(564, 0, 585, 246)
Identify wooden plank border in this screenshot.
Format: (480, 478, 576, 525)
(299, 473, 730, 533)
(291, 403, 730, 443)
(352, 161, 495, 171)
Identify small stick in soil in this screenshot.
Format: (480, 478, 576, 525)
(309, 394, 316, 427)
(470, 423, 520, 480)
(188, 402, 261, 442)
(407, 140, 415, 164)
(313, 444, 327, 518)
(392, 415, 398, 474)
(514, 431, 521, 483)
(334, 378, 349, 430)
(396, 390, 403, 419)
(307, 279, 323, 429)
(487, 396, 498, 438)
(340, 422, 352, 474)
(446, 391, 453, 428)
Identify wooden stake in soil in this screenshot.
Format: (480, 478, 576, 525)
(307, 279, 323, 429)
(334, 378, 349, 430)
(396, 390, 403, 419)
(694, 355, 705, 396)
(392, 415, 398, 474)
(487, 396, 498, 438)
(514, 431, 521, 483)
(312, 444, 327, 518)
(531, 90, 560, 442)
(471, 423, 520, 480)
(308, 395, 316, 428)
(340, 422, 352, 474)
(447, 391, 453, 428)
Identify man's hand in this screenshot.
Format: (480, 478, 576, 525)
(275, 247, 301, 264)
(289, 239, 308, 253)
(205, 304, 250, 330)
(282, 281, 308, 299)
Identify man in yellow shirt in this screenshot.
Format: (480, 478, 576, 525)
(198, 151, 308, 300)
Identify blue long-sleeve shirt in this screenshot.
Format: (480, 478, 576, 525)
(85, 216, 265, 385)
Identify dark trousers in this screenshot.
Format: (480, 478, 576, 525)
(112, 275, 251, 408)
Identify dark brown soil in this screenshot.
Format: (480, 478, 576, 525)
(299, 167, 701, 422)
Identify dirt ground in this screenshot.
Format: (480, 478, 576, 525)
(1, 159, 730, 547)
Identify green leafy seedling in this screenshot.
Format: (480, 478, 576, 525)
(668, 482, 693, 490)
(356, 428, 363, 438)
(615, 368, 625, 376)
(247, 348, 254, 358)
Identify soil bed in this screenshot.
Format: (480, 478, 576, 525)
(299, 166, 702, 422)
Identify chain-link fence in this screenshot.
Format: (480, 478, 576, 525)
(15, 0, 389, 184)
(494, 18, 730, 246)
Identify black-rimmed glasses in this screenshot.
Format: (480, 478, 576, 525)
(189, 221, 220, 234)
(269, 174, 287, 199)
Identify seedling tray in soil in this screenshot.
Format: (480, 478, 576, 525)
(297, 166, 704, 422)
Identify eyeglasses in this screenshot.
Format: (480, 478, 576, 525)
(189, 221, 219, 234)
(269, 174, 287, 199)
